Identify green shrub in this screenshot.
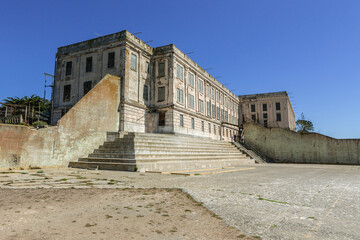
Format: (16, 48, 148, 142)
(32, 121, 48, 128)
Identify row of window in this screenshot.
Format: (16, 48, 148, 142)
(175, 64, 236, 112)
(62, 81, 92, 102)
(175, 88, 237, 124)
(179, 114, 236, 137)
(65, 52, 146, 76)
(251, 102, 281, 112)
(251, 113, 282, 122)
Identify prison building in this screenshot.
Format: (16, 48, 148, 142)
(53, 30, 239, 141)
(238, 91, 295, 131)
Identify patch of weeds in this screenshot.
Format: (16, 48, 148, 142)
(237, 234, 246, 238)
(29, 166, 41, 170)
(123, 216, 128, 219)
(37, 170, 44, 174)
(142, 193, 149, 195)
(184, 209, 192, 213)
(195, 203, 203, 206)
(252, 236, 261, 239)
(211, 213, 221, 219)
(155, 230, 162, 234)
(85, 223, 97, 227)
(137, 215, 144, 217)
(20, 172, 29, 174)
(162, 214, 169, 217)
(55, 178, 67, 182)
(194, 173, 201, 176)
(257, 196, 290, 205)
(271, 224, 277, 229)
(124, 206, 133, 210)
(105, 215, 113, 219)
(0, 172, 14, 174)
(308, 217, 316, 220)
(137, 205, 142, 208)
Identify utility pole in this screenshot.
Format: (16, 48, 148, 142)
(43, 73, 54, 124)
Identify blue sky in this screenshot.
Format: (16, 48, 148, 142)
(1, 0, 359, 138)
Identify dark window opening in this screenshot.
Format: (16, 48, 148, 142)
(180, 114, 184, 127)
(264, 120, 268, 127)
(108, 52, 115, 68)
(159, 112, 166, 126)
(277, 113, 282, 121)
(143, 85, 149, 101)
(63, 84, 71, 102)
(158, 62, 165, 77)
(263, 103, 267, 111)
(191, 118, 195, 129)
(83, 81, 92, 95)
(65, 61, 72, 76)
(276, 102, 281, 111)
(251, 104, 255, 112)
(263, 113, 268, 119)
(158, 86, 165, 102)
(86, 57, 92, 72)
(145, 61, 150, 73)
(251, 114, 256, 122)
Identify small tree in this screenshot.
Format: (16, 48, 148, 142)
(296, 113, 314, 133)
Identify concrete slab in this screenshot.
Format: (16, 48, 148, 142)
(0, 163, 359, 239)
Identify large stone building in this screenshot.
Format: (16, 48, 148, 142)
(53, 30, 239, 141)
(238, 91, 295, 131)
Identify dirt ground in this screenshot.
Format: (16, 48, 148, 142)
(0, 188, 255, 240)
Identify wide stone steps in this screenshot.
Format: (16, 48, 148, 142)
(84, 153, 247, 161)
(69, 132, 254, 172)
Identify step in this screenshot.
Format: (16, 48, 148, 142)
(80, 155, 249, 163)
(98, 143, 237, 151)
(69, 161, 136, 171)
(101, 140, 233, 148)
(88, 152, 246, 159)
(92, 149, 242, 155)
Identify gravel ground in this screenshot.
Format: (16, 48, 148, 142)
(1, 163, 359, 240)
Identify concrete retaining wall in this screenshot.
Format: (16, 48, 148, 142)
(244, 122, 360, 165)
(0, 74, 121, 168)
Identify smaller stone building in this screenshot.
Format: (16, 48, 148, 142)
(238, 91, 295, 131)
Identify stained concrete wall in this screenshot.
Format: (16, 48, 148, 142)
(244, 122, 360, 165)
(0, 74, 120, 168)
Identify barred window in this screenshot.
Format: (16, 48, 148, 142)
(108, 52, 115, 68)
(158, 86, 165, 102)
(130, 53, 137, 71)
(188, 94, 194, 108)
(198, 99, 204, 113)
(158, 62, 165, 77)
(188, 72, 194, 87)
(176, 64, 183, 80)
(176, 88, 184, 104)
(65, 61, 72, 76)
(198, 80, 204, 93)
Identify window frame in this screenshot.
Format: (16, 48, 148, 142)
(107, 52, 115, 68)
(130, 53, 137, 71)
(158, 86, 165, 102)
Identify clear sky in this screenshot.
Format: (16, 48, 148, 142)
(1, 0, 359, 138)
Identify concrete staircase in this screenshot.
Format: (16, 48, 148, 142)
(69, 132, 255, 172)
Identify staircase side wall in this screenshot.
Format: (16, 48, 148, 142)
(244, 122, 360, 165)
(0, 74, 121, 168)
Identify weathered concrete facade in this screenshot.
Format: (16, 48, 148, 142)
(0, 75, 121, 168)
(53, 30, 239, 141)
(243, 122, 360, 165)
(239, 91, 295, 131)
